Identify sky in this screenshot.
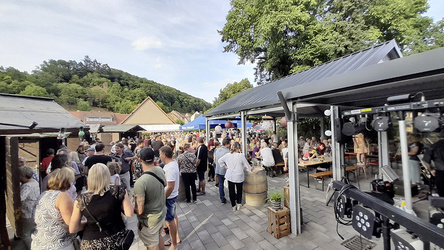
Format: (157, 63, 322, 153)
(0, 0, 443, 104)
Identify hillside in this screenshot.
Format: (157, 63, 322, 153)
(0, 56, 211, 114)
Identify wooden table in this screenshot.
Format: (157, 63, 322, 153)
(298, 158, 332, 188)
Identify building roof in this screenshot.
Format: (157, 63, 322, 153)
(281, 46, 444, 108)
(101, 125, 145, 133)
(120, 96, 175, 125)
(205, 40, 402, 117)
(69, 111, 128, 125)
(0, 94, 85, 134)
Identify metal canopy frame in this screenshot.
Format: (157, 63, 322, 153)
(204, 46, 444, 239)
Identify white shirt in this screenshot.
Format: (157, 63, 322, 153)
(271, 134, 278, 143)
(282, 148, 288, 159)
(164, 160, 180, 199)
(218, 153, 251, 183)
(260, 147, 275, 167)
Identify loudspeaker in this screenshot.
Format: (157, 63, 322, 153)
(334, 118, 343, 143)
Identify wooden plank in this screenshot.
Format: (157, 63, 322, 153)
(5, 137, 22, 237)
(0, 136, 7, 249)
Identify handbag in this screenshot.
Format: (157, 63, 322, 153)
(82, 195, 135, 250)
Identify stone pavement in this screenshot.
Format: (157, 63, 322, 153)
(7, 172, 384, 249)
(128, 173, 384, 250)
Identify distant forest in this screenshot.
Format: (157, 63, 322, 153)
(0, 56, 211, 114)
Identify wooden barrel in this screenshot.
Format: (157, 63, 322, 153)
(245, 192, 267, 206)
(244, 169, 268, 206)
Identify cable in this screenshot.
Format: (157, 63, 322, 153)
(334, 184, 356, 240)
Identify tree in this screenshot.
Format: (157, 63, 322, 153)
(20, 84, 49, 97)
(220, 0, 443, 83)
(212, 78, 253, 108)
(77, 99, 91, 111)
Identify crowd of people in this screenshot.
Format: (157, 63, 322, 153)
(15, 127, 444, 249)
(16, 131, 288, 249)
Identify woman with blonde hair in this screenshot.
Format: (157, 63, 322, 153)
(32, 167, 76, 249)
(69, 163, 133, 249)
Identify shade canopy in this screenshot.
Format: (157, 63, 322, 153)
(180, 115, 253, 131)
(205, 40, 401, 117)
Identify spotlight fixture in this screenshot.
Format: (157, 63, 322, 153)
(352, 205, 375, 239)
(371, 116, 390, 132)
(414, 114, 440, 132)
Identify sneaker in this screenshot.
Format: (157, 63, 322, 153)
(186, 200, 191, 204)
(237, 204, 242, 210)
(221, 200, 226, 204)
(197, 189, 201, 193)
(197, 191, 206, 196)
(192, 200, 197, 204)
(215, 183, 219, 187)
(232, 206, 237, 212)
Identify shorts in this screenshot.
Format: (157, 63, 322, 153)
(138, 216, 165, 248)
(166, 197, 177, 222)
(197, 171, 206, 181)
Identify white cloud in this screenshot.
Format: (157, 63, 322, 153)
(131, 37, 163, 51)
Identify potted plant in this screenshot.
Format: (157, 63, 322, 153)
(269, 190, 284, 210)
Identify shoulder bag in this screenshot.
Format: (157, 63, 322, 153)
(82, 195, 135, 250)
(143, 171, 165, 186)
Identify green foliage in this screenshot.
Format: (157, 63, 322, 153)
(220, 0, 444, 83)
(269, 190, 284, 202)
(0, 56, 211, 114)
(212, 78, 253, 108)
(20, 84, 50, 97)
(77, 99, 91, 111)
(175, 119, 185, 125)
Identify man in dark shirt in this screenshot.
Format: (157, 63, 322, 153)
(152, 135, 164, 158)
(195, 137, 208, 195)
(84, 143, 113, 172)
(423, 131, 444, 196)
(110, 143, 135, 192)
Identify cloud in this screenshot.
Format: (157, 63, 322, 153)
(131, 37, 163, 51)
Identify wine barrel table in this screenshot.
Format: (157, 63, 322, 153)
(244, 168, 268, 206)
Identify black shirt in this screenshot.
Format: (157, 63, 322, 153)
(272, 148, 284, 164)
(110, 151, 134, 173)
(84, 155, 113, 170)
(196, 144, 208, 172)
(152, 140, 164, 157)
(423, 139, 444, 171)
(79, 186, 126, 240)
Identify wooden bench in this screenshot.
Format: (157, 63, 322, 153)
(309, 166, 358, 191)
(264, 162, 285, 177)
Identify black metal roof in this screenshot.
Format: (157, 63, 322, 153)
(205, 40, 402, 117)
(281, 46, 444, 108)
(0, 93, 86, 134)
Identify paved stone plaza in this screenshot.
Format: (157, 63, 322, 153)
(8, 173, 387, 249)
(127, 173, 384, 250)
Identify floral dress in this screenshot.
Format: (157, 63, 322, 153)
(32, 190, 75, 250)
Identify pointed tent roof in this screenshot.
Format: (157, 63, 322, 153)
(120, 96, 175, 125)
(205, 40, 402, 117)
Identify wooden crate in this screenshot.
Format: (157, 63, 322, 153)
(268, 206, 291, 239)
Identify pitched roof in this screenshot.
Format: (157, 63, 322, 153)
(0, 93, 85, 134)
(69, 111, 127, 125)
(205, 40, 402, 117)
(120, 96, 175, 125)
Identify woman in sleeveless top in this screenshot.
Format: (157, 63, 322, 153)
(32, 168, 76, 250)
(69, 163, 133, 249)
